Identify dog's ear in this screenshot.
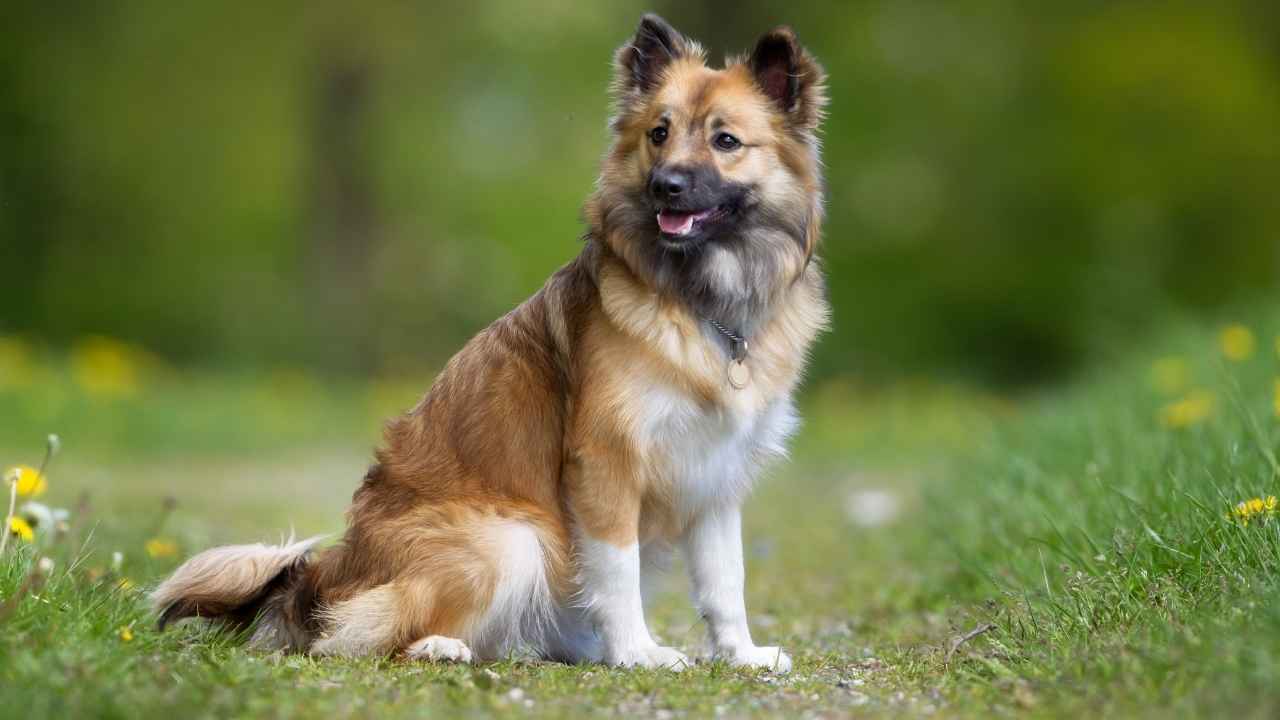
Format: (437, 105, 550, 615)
(749, 26, 827, 131)
(614, 14, 690, 95)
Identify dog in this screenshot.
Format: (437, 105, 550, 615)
(152, 14, 828, 673)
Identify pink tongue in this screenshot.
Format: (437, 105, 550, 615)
(657, 209, 712, 236)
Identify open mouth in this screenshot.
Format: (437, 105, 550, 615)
(656, 206, 728, 237)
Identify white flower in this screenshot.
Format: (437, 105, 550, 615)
(20, 501, 53, 530)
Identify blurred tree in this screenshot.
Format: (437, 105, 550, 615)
(306, 48, 379, 373)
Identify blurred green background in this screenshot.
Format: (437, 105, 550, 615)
(4, 7, 1280, 716)
(3, 1, 1278, 386)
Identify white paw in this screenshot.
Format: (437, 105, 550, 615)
(607, 645, 692, 671)
(721, 645, 792, 673)
(406, 635, 473, 663)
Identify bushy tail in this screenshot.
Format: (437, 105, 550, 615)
(151, 536, 323, 650)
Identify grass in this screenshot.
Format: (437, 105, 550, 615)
(2, 313, 1280, 718)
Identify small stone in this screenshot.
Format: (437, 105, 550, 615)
(844, 488, 900, 528)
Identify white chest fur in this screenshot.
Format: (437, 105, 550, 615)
(633, 377, 799, 521)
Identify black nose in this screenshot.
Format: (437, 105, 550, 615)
(649, 167, 690, 201)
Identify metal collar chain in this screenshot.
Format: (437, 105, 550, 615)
(704, 317, 752, 389)
(705, 317, 749, 362)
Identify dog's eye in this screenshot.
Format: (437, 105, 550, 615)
(713, 132, 741, 151)
(649, 126, 668, 145)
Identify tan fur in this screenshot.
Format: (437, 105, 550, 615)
(154, 16, 829, 664)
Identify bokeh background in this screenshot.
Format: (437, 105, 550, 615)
(4, 7, 1280, 716)
(4, 1, 1278, 390)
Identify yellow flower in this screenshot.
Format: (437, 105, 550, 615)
(70, 335, 158, 398)
(8, 516, 34, 542)
(119, 626, 134, 642)
(1219, 324, 1255, 362)
(145, 538, 178, 559)
(6, 465, 47, 497)
(1159, 389, 1215, 428)
(1230, 495, 1280, 525)
(117, 577, 135, 590)
(1149, 357, 1190, 396)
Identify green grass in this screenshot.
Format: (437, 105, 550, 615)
(2, 313, 1280, 718)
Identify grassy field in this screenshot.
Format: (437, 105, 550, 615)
(2, 313, 1280, 719)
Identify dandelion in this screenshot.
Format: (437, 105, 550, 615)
(1159, 389, 1215, 428)
(119, 626, 134, 642)
(6, 465, 47, 497)
(1229, 495, 1279, 526)
(111, 551, 124, 572)
(1149, 357, 1190, 396)
(3, 435, 61, 554)
(20, 501, 68, 532)
(37, 556, 55, 574)
(70, 335, 156, 398)
(8, 516, 34, 542)
(1219, 324, 1255, 361)
(145, 538, 178, 559)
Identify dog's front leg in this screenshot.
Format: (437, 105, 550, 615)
(568, 457, 690, 670)
(682, 504, 792, 673)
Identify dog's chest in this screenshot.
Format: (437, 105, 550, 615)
(633, 378, 798, 518)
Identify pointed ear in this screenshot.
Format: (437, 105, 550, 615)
(749, 26, 827, 131)
(615, 14, 690, 95)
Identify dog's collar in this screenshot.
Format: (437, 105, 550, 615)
(705, 317, 749, 362)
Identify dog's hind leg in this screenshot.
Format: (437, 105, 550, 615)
(308, 512, 563, 661)
(308, 559, 495, 659)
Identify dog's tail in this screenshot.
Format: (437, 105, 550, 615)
(150, 535, 324, 651)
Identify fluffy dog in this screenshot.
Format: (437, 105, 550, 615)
(153, 14, 828, 673)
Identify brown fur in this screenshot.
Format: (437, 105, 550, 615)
(153, 14, 830, 662)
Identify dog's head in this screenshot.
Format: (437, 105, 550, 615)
(588, 14, 827, 331)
